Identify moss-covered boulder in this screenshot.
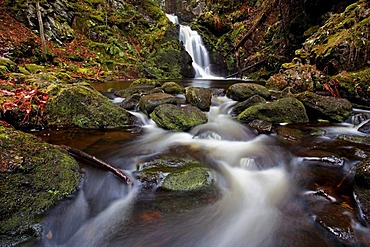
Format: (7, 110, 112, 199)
(114, 86, 157, 98)
(129, 78, 161, 87)
(226, 83, 271, 101)
(0, 124, 81, 245)
(45, 83, 134, 128)
(331, 68, 370, 107)
(136, 156, 213, 191)
(150, 104, 208, 131)
(139, 93, 178, 115)
(0, 58, 19, 73)
(237, 97, 309, 124)
(230, 95, 266, 117)
(302, 0, 370, 75)
(266, 63, 328, 93)
(295, 91, 353, 122)
(185, 87, 212, 111)
(161, 81, 185, 95)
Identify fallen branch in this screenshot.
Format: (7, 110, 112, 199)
(60, 145, 132, 184)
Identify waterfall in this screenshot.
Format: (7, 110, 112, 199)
(166, 14, 215, 78)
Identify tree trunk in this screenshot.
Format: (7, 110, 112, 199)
(36, 1, 47, 61)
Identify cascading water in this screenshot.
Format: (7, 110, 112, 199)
(166, 14, 215, 78)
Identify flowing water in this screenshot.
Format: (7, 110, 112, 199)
(166, 14, 216, 78)
(29, 80, 370, 247)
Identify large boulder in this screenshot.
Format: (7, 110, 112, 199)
(139, 93, 178, 115)
(295, 91, 353, 122)
(161, 81, 185, 95)
(0, 123, 81, 245)
(226, 83, 271, 101)
(45, 83, 134, 128)
(237, 97, 309, 124)
(150, 104, 208, 131)
(185, 87, 212, 111)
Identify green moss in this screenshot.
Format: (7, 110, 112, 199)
(0, 126, 81, 244)
(45, 83, 133, 128)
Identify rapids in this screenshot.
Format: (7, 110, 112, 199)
(31, 88, 370, 247)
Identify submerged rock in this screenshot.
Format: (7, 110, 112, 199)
(150, 104, 207, 131)
(226, 83, 271, 101)
(45, 83, 134, 128)
(0, 125, 81, 245)
(185, 87, 212, 111)
(139, 92, 178, 115)
(295, 91, 352, 122)
(237, 97, 309, 124)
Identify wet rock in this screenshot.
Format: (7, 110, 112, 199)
(136, 156, 213, 192)
(275, 126, 304, 141)
(161, 167, 213, 191)
(150, 104, 207, 131)
(161, 81, 185, 95)
(231, 95, 266, 117)
(248, 119, 272, 134)
(185, 87, 212, 111)
(295, 91, 352, 122)
(266, 64, 328, 93)
(0, 125, 81, 245)
(338, 134, 370, 146)
(226, 83, 271, 101)
(355, 158, 370, 188)
(358, 120, 370, 134)
(139, 93, 178, 115)
(237, 97, 309, 124)
(45, 83, 134, 128)
(114, 86, 155, 98)
(120, 94, 141, 110)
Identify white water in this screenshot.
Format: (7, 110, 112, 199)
(39, 97, 290, 247)
(166, 14, 217, 79)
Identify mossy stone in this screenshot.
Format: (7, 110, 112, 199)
(237, 97, 309, 124)
(0, 126, 81, 245)
(161, 167, 213, 191)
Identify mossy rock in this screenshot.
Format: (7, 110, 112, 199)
(0, 65, 9, 78)
(231, 95, 266, 117)
(237, 97, 309, 124)
(185, 87, 212, 111)
(226, 83, 271, 101)
(150, 104, 208, 131)
(266, 64, 328, 93)
(0, 58, 19, 73)
(331, 68, 370, 108)
(161, 81, 185, 95)
(136, 156, 213, 192)
(139, 93, 178, 115)
(338, 134, 370, 146)
(129, 78, 161, 87)
(45, 83, 134, 128)
(0, 125, 81, 245)
(161, 167, 213, 191)
(295, 91, 353, 122)
(24, 64, 44, 74)
(303, 0, 370, 74)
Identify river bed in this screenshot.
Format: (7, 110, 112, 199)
(29, 79, 370, 247)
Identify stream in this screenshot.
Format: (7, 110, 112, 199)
(29, 79, 370, 247)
